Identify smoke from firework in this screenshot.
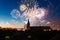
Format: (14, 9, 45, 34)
(10, 0, 51, 26)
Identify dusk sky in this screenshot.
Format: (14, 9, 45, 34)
(0, 0, 60, 30)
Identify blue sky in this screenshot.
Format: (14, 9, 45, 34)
(0, 0, 60, 29)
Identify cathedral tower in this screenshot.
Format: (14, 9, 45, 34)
(26, 19, 30, 30)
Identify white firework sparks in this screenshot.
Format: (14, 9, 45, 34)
(20, 4, 27, 11)
(10, 9, 21, 19)
(22, 5, 48, 23)
(10, 1, 50, 27)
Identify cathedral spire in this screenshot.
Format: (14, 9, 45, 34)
(27, 19, 30, 29)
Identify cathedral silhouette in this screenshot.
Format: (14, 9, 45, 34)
(26, 19, 52, 31)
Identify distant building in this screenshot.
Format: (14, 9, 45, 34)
(26, 19, 52, 31)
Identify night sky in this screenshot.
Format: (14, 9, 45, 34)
(0, 0, 60, 30)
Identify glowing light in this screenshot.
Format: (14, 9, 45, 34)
(20, 4, 27, 11)
(27, 35, 32, 39)
(35, 8, 46, 19)
(49, 29, 51, 31)
(43, 29, 47, 31)
(5, 36, 10, 39)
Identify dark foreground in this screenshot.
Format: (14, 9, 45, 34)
(0, 29, 60, 40)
